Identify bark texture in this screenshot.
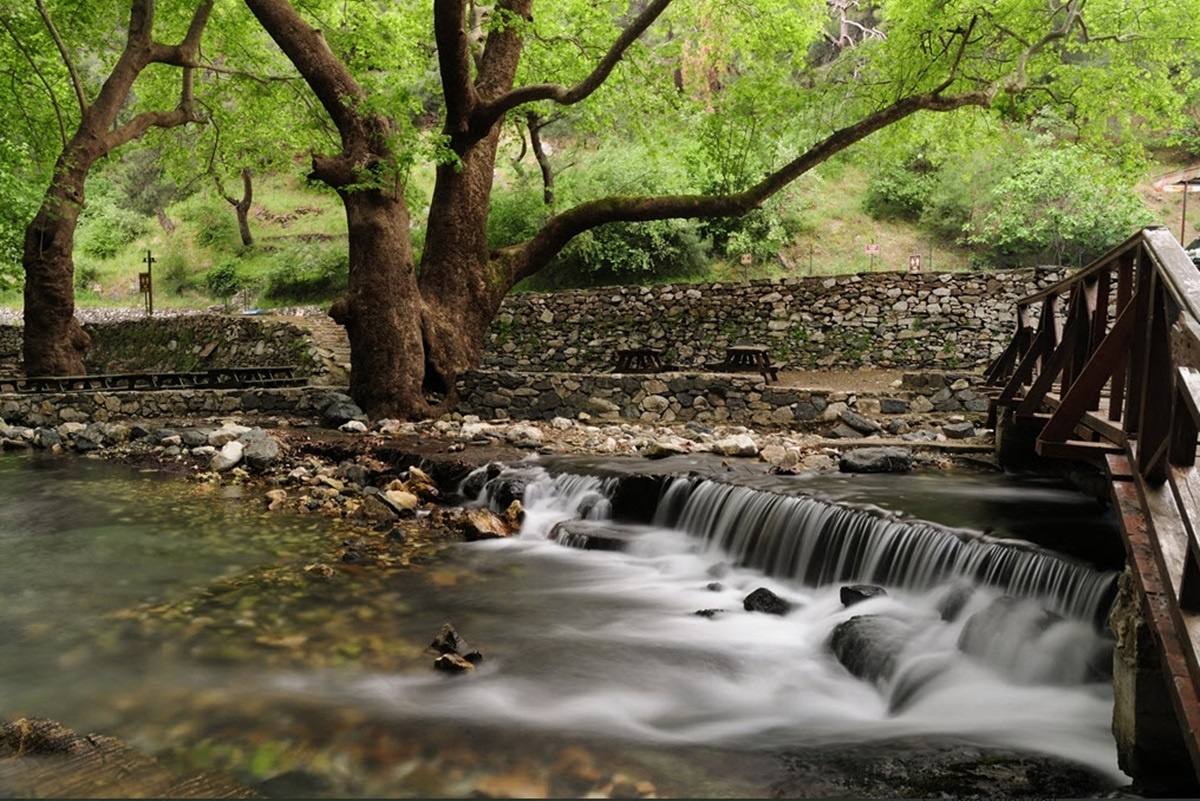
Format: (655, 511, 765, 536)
(215, 167, 255, 247)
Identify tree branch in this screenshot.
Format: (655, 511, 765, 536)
(0, 15, 68, 148)
(471, 0, 673, 133)
(505, 87, 994, 280)
(33, 0, 86, 115)
(434, 0, 478, 132)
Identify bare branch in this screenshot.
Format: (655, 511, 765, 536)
(33, 0, 86, 114)
(471, 0, 673, 133)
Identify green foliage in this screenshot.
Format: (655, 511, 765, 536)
(862, 153, 940, 223)
(76, 198, 150, 260)
(177, 195, 240, 250)
(527, 220, 708, 290)
(204, 261, 244, 302)
(263, 243, 349, 302)
(967, 142, 1155, 266)
(486, 185, 549, 249)
(0, 136, 37, 289)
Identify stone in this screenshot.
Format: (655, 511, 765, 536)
(382, 489, 419, 513)
(694, 609, 724, 619)
(712, 433, 758, 457)
(839, 409, 881, 434)
(191, 445, 217, 458)
(264, 489, 288, 511)
(743, 587, 792, 615)
(942, 421, 977, 439)
(459, 507, 514, 541)
(910, 396, 935, 414)
(242, 435, 281, 471)
(33, 428, 61, 449)
(840, 584, 888, 607)
(839, 447, 913, 474)
(339, 420, 368, 433)
(826, 423, 862, 440)
(486, 476, 526, 510)
(433, 653, 475, 674)
(211, 440, 244, 472)
(641, 438, 689, 459)
(506, 424, 543, 447)
(829, 614, 912, 684)
(879, 398, 910, 414)
(323, 400, 367, 428)
(431, 623, 468, 655)
(208, 423, 250, 447)
(180, 428, 212, 448)
(405, 466, 440, 499)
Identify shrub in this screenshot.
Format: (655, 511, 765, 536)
(204, 261, 243, 302)
(159, 246, 192, 290)
(862, 153, 939, 222)
(263, 243, 348, 302)
(76, 200, 149, 260)
(486, 185, 548, 249)
(74, 260, 101, 290)
(525, 218, 708, 290)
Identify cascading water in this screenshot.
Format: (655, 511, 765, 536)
(651, 476, 1117, 623)
(327, 463, 1124, 782)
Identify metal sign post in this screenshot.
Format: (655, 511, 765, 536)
(864, 243, 880, 271)
(139, 249, 155, 317)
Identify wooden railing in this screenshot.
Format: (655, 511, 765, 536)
(986, 225, 1200, 776)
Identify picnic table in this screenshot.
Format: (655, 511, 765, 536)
(712, 345, 779, 383)
(613, 347, 665, 374)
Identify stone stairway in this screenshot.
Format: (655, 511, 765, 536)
(287, 314, 351, 387)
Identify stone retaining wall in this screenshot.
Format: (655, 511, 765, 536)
(0, 315, 321, 378)
(0, 387, 323, 428)
(486, 269, 1066, 373)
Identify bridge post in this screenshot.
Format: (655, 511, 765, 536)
(993, 407, 1040, 470)
(1110, 570, 1195, 792)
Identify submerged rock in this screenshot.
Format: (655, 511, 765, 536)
(694, 608, 725, 619)
(431, 623, 468, 655)
(840, 584, 888, 607)
(839, 447, 913, 474)
(485, 475, 527, 511)
(743, 587, 792, 615)
(549, 519, 637, 551)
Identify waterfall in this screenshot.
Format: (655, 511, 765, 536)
(652, 477, 1117, 622)
(464, 466, 1118, 623)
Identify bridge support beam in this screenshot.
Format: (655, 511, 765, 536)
(1110, 570, 1196, 792)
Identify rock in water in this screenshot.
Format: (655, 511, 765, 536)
(485, 475, 527, 510)
(431, 623, 467, 655)
(433, 653, 475, 674)
(459, 507, 513, 541)
(211, 440, 244, 472)
(838, 447, 913, 474)
(829, 614, 913, 684)
(840, 584, 888, 607)
(743, 587, 792, 615)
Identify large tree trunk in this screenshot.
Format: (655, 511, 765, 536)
(330, 190, 430, 419)
(22, 165, 91, 376)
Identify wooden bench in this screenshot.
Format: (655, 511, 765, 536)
(614, 347, 665, 374)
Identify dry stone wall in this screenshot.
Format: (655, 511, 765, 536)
(485, 269, 1066, 373)
(0, 315, 321, 378)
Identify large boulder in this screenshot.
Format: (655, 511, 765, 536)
(829, 614, 913, 684)
(179, 428, 212, 449)
(208, 422, 250, 447)
(839, 447, 913, 474)
(485, 475, 527, 511)
(743, 587, 793, 615)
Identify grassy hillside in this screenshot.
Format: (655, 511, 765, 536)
(4, 149, 1190, 311)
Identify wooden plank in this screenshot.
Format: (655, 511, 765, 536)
(1035, 438, 1122, 464)
(1017, 230, 1144, 305)
(1109, 472, 1200, 781)
(1040, 302, 1135, 443)
(1016, 305, 1081, 417)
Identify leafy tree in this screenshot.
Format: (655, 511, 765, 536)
(7, 0, 217, 375)
(234, 0, 1196, 418)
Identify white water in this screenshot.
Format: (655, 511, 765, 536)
(284, 465, 1124, 780)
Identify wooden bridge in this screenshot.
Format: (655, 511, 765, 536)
(986, 226, 1200, 781)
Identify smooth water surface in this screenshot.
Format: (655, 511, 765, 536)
(0, 454, 1125, 797)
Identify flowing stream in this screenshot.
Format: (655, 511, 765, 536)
(0, 453, 1125, 797)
